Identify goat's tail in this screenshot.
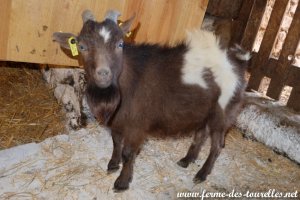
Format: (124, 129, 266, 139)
(228, 44, 251, 69)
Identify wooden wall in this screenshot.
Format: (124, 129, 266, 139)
(0, 0, 208, 67)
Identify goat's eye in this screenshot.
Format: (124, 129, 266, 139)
(118, 42, 124, 48)
(79, 44, 87, 51)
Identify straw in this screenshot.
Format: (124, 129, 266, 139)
(0, 62, 66, 149)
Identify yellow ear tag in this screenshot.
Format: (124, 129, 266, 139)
(118, 22, 132, 38)
(68, 37, 79, 56)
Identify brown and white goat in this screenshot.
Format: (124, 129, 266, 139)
(53, 10, 250, 191)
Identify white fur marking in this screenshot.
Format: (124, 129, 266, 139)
(231, 44, 251, 61)
(236, 52, 251, 61)
(182, 30, 239, 109)
(99, 27, 111, 43)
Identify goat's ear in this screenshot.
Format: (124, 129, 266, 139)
(52, 32, 77, 50)
(120, 13, 136, 34)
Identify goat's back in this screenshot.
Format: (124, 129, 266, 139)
(112, 43, 220, 137)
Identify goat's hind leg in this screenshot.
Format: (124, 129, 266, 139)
(193, 131, 223, 183)
(194, 110, 225, 183)
(108, 130, 123, 172)
(177, 128, 208, 168)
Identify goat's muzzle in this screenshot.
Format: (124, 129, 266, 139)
(94, 67, 113, 88)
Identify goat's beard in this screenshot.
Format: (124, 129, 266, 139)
(86, 83, 120, 125)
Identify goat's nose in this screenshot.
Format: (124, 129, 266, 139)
(97, 69, 110, 77)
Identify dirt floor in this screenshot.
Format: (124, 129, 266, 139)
(0, 62, 65, 149)
(0, 124, 299, 199)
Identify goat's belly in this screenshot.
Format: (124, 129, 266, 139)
(148, 121, 205, 138)
(145, 104, 210, 138)
(113, 98, 210, 138)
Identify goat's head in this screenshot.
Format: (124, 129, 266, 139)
(53, 10, 135, 124)
(53, 10, 135, 88)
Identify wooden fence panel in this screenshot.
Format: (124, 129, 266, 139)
(267, 5, 300, 100)
(247, 0, 289, 91)
(234, 0, 300, 111)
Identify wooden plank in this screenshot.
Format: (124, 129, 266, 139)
(0, 0, 208, 66)
(124, 0, 208, 45)
(6, 0, 125, 67)
(286, 65, 300, 90)
(206, 0, 243, 18)
(8, 0, 59, 65)
(241, 0, 268, 51)
(230, 0, 255, 47)
(285, 65, 300, 112)
(287, 86, 300, 112)
(247, 0, 289, 91)
(267, 5, 300, 100)
(0, 0, 11, 61)
(283, 65, 300, 111)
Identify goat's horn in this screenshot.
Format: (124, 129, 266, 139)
(82, 10, 95, 23)
(105, 10, 121, 23)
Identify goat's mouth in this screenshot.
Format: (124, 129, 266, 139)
(94, 76, 113, 88)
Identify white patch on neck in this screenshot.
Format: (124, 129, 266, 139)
(181, 30, 239, 109)
(99, 27, 111, 43)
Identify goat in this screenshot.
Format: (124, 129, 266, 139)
(53, 10, 250, 191)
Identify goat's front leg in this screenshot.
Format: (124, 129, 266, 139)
(114, 133, 144, 191)
(177, 127, 208, 168)
(108, 130, 123, 172)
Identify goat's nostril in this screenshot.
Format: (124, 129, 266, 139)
(98, 69, 110, 76)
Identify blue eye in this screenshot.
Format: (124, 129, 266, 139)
(118, 42, 124, 48)
(79, 44, 87, 51)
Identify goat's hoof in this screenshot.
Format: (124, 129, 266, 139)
(107, 161, 120, 173)
(193, 174, 207, 184)
(113, 177, 130, 191)
(177, 159, 190, 168)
